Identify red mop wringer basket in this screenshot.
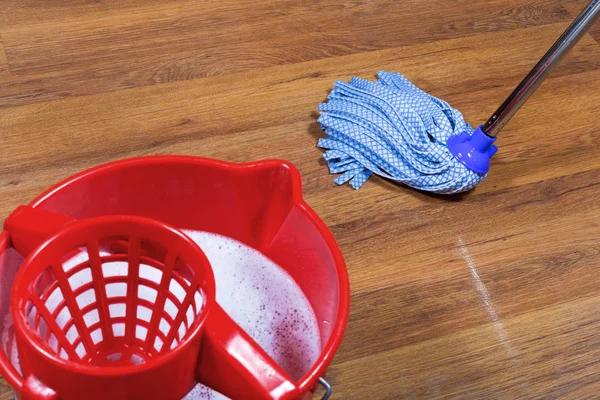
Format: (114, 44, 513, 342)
(9, 212, 300, 400)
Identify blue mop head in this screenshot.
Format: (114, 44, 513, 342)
(317, 71, 486, 194)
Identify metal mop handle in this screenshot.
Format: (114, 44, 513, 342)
(482, 0, 600, 138)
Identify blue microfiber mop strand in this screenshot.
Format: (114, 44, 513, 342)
(317, 71, 485, 194)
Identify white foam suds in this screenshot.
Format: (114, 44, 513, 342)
(181, 230, 321, 399)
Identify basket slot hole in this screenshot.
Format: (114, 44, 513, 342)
(178, 322, 186, 341)
(172, 260, 195, 288)
(138, 285, 157, 303)
(140, 238, 168, 262)
(48, 334, 59, 352)
(169, 280, 186, 303)
(136, 325, 148, 341)
(45, 287, 64, 313)
(90, 328, 103, 344)
(56, 307, 72, 329)
(170, 340, 178, 350)
(107, 352, 121, 362)
(75, 343, 86, 358)
(83, 309, 100, 328)
(66, 325, 79, 344)
(164, 299, 178, 320)
(102, 261, 128, 278)
(139, 264, 162, 284)
(154, 337, 163, 352)
(62, 248, 90, 272)
(194, 292, 203, 315)
(109, 303, 126, 319)
(106, 283, 127, 298)
(33, 268, 57, 299)
(68, 268, 93, 291)
(26, 304, 38, 328)
(76, 289, 96, 309)
(38, 317, 48, 341)
(186, 305, 195, 328)
(137, 305, 152, 322)
(112, 323, 125, 337)
(159, 318, 170, 336)
(59, 348, 69, 360)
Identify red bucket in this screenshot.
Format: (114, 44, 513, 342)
(0, 156, 349, 400)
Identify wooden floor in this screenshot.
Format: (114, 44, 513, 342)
(1, 0, 599, 398)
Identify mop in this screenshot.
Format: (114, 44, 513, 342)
(317, 0, 600, 194)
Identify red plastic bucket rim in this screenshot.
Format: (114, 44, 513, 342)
(0, 156, 350, 395)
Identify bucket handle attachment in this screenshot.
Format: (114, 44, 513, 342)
(318, 377, 332, 400)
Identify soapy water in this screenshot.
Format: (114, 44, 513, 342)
(3, 231, 321, 399)
(182, 230, 321, 399)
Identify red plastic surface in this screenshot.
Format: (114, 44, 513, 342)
(5, 206, 74, 257)
(198, 305, 300, 400)
(0, 156, 350, 399)
(7, 211, 301, 400)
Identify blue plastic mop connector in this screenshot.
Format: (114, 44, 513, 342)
(447, 125, 498, 175)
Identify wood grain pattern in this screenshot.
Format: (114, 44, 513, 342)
(0, 0, 584, 108)
(0, 0, 599, 398)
